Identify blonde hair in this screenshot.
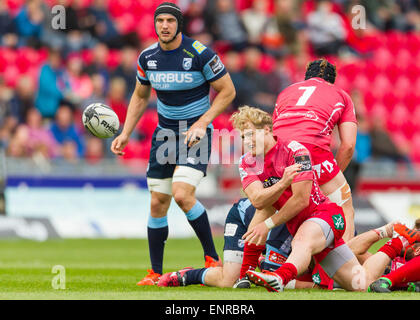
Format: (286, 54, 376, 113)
(230, 105, 273, 131)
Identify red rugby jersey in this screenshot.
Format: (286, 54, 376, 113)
(273, 77, 357, 151)
(239, 139, 328, 235)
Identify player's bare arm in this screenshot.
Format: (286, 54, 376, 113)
(243, 180, 312, 245)
(244, 163, 302, 210)
(183, 73, 236, 147)
(110, 82, 151, 156)
(335, 122, 357, 171)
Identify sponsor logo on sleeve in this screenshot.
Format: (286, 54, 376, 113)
(294, 155, 312, 172)
(209, 56, 223, 75)
(192, 40, 207, 54)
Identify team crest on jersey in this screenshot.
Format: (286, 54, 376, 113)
(183, 57, 193, 70)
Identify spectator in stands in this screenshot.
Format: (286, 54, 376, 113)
(0, 77, 16, 147)
(265, 53, 292, 96)
(355, 114, 372, 164)
(8, 108, 58, 158)
(107, 77, 127, 125)
(272, 0, 304, 56)
(9, 76, 35, 124)
(87, 0, 123, 48)
(35, 48, 65, 119)
(63, 54, 93, 105)
(111, 47, 137, 101)
(85, 136, 104, 164)
(306, 0, 347, 56)
(183, 0, 210, 37)
(14, 0, 44, 48)
(344, 113, 371, 192)
(82, 73, 107, 110)
(223, 50, 247, 109)
(0, 0, 18, 48)
(50, 104, 85, 159)
(370, 115, 412, 166)
(84, 42, 110, 92)
(236, 46, 277, 112)
(241, 0, 270, 46)
(206, 0, 249, 51)
(360, 0, 417, 31)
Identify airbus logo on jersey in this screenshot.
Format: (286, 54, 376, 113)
(148, 72, 194, 83)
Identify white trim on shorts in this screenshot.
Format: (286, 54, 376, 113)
(172, 166, 204, 187)
(223, 250, 244, 264)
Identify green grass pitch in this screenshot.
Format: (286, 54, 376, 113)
(1, 237, 419, 300)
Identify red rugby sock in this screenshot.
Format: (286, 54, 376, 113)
(240, 243, 265, 278)
(384, 255, 420, 286)
(274, 263, 298, 285)
(378, 237, 404, 260)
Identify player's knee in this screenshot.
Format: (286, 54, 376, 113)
(150, 194, 171, 216)
(172, 188, 194, 211)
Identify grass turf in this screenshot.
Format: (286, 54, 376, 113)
(0, 237, 419, 300)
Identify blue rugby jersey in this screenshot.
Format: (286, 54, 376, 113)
(136, 35, 227, 129)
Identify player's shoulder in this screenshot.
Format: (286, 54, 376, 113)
(138, 42, 160, 62)
(238, 152, 252, 167)
(183, 36, 217, 62)
(281, 139, 311, 159)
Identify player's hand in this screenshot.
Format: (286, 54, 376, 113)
(242, 222, 269, 246)
(110, 133, 129, 156)
(183, 121, 207, 147)
(280, 163, 302, 188)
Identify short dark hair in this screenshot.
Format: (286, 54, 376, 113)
(305, 59, 337, 84)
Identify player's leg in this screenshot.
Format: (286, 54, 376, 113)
(330, 229, 415, 291)
(172, 166, 220, 266)
(347, 221, 396, 263)
(238, 206, 276, 280)
(320, 171, 354, 242)
(203, 262, 242, 287)
(369, 255, 420, 292)
(247, 219, 329, 292)
(137, 179, 173, 285)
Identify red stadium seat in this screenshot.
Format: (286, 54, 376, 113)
(3, 65, 19, 87)
(352, 74, 369, 91)
(402, 92, 420, 113)
(385, 31, 407, 55)
(106, 50, 121, 69)
(386, 104, 410, 133)
(407, 32, 420, 56)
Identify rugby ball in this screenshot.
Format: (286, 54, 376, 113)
(82, 103, 120, 139)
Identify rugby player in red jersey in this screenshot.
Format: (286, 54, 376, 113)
(273, 59, 357, 242)
(231, 106, 416, 292)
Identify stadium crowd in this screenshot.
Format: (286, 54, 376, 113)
(0, 0, 420, 176)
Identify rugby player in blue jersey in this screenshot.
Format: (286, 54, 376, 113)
(110, 2, 236, 285)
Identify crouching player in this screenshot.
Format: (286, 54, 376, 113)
(157, 198, 316, 289)
(231, 106, 417, 292)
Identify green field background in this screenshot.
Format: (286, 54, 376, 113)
(1, 237, 418, 300)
